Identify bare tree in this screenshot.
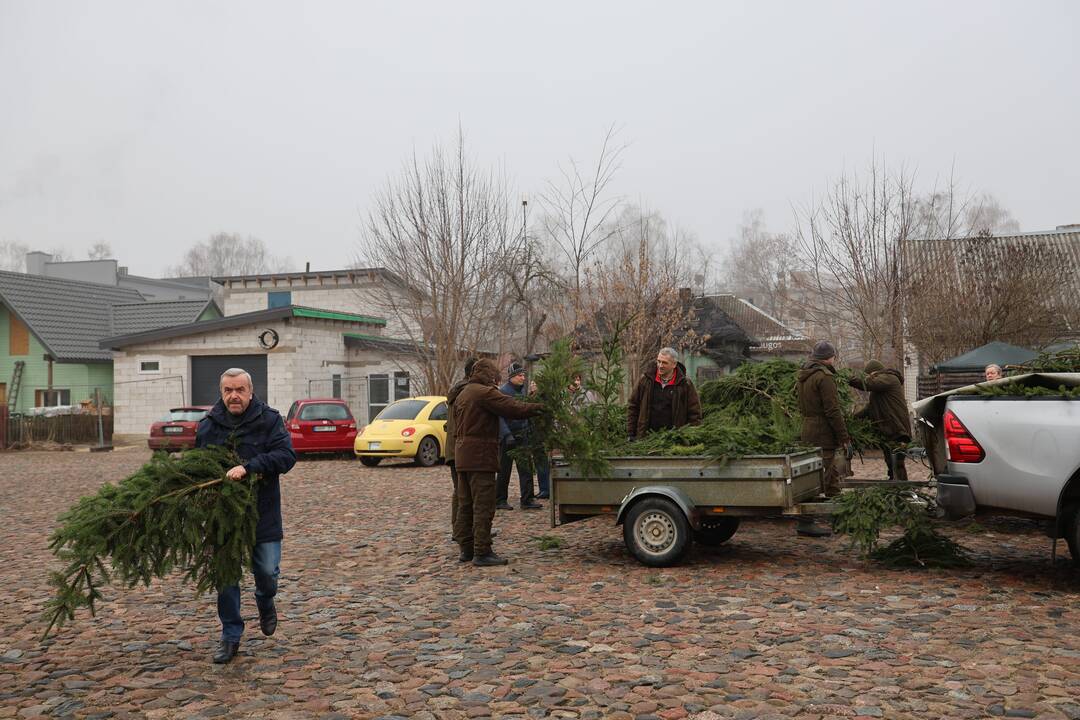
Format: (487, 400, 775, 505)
(540, 125, 627, 330)
(169, 233, 291, 277)
(48, 246, 70, 263)
(579, 206, 703, 382)
(792, 162, 918, 365)
(496, 201, 562, 360)
(87, 241, 112, 260)
(906, 236, 1072, 366)
(0, 239, 29, 272)
(723, 209, 797, 318)
(358, 130, 517, 394)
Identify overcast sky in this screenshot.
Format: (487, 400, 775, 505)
(1, 1, 1077, 277)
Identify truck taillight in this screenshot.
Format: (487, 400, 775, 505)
(943, 409, 985, 463)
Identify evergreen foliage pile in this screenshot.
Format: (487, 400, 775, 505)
(43, 446, 258, 638)
(972, 382, 1080, 398)
(832, 485, 971, 568)
(1016, 345, 1080, 373)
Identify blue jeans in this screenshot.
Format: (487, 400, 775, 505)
(217, 541, 281, 642)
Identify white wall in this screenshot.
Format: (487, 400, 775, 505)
(112, 317, 417, 436)
(221, 276, 417, 339)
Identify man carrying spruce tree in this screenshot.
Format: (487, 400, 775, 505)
(196, 368, 296, 664)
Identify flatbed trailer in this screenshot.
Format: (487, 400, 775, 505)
(550, 450, 833, 566)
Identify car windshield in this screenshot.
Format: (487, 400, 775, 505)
(298, 403, 351, 421)
(376, 399, 427, 421)
(167, 409, 207, 422)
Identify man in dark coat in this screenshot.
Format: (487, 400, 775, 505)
(796, 341, 851, 499)
(453, 358, 543, 566)
(627, 347, 702, 440)
(444, 357, 477, 533)
(195, 368, 296, 664)
(496, 361, 545, 510)
(848, 359, 912, 482)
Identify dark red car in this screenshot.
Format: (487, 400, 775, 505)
(286, 399, 358, 454)
(148, 406, 211, 450)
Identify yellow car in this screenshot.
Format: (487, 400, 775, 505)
(354, 395, 448, 467)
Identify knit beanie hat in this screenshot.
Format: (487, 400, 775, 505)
(811, 341, 836, 360)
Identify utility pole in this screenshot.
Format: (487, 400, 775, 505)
(521, 195, 531, 365)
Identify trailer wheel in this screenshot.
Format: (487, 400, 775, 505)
(623, 497, 691, 567)
(694, 517, 741, 546)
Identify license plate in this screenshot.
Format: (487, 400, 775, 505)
(313, 426, 337, 432)
(163, 427, 185, 434)
(368, 441, 381, 449)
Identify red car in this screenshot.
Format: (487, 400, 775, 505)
(148, 406, 211, 450)
(286, 399, 358, 454)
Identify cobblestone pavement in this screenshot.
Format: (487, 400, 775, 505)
(1, 449, 1079, 720)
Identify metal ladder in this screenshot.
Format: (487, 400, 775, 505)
(7, 360, 24, 413)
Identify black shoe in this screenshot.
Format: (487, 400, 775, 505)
(212, 639, 240, 664)
(521, 502, 542, 510)
(258, 604, 277, 636)
(472, 552, 508, 567)
(536, 493, 549, 499)
(459, 547, 474, 562)
(496, 502, 513, 510)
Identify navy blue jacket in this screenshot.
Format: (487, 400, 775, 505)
(196, 396, 296, 543)
(498, 381, 531, 442)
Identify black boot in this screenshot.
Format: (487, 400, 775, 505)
(258, 604, 277, 637)
(473, 552, 508, 567)
(459, 546, 474, 562)
(212, 639, 240, 664)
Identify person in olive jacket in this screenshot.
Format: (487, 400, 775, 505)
(444, 357, 477, 533)
(848, 359, 912, 482)
(453, 358, 544, 567)
(796, 341, 851, 499)
(627, 347, 702, 440)
(195, 368, 296, 664)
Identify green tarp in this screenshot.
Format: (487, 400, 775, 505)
(933, 341, 1037, 373)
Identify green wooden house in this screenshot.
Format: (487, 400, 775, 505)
(0, 270, 219, 413)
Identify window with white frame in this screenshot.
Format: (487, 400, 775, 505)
(139, 360, 162, 374)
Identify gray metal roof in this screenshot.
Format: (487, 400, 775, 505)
(109, 300, 219, 336)
(0, 270, 146, 362)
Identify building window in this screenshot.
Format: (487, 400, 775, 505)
(35, 389, 71, 407)
(139, 360, 161, 374)
(268, 291, 292, 309)
(368, 374, 389, 421)
(332, 374, 342, 399)
(394, 371, 410, 400)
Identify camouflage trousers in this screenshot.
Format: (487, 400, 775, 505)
(453, 471, 497, 555)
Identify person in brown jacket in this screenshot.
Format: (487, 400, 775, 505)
(444, 357, 477, 534)
(848, 359, 912, 482)
(453, 358, 544, 567)
(627, 347, 702, 440)
(797, 340, 851, 493)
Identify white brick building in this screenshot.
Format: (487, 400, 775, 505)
(102, 306, 423, 440)
(214, 268, 419, 339)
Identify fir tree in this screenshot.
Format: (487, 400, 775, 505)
(43, 446, 259, 639)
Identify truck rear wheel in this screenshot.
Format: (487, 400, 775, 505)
(695, 517, 741, 546)
(1067, 505, 1080, 567)
(623, 497, 691, 567)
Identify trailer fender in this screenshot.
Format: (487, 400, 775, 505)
(616, 486, 699, 531)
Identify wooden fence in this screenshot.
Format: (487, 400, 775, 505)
(0, 409, 113, 449)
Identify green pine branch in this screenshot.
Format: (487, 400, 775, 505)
(42, 445, 259, 640)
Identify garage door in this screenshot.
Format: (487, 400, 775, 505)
(191, 355, 268, 406)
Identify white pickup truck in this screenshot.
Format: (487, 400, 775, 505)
(914, 373, 1080, 564)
